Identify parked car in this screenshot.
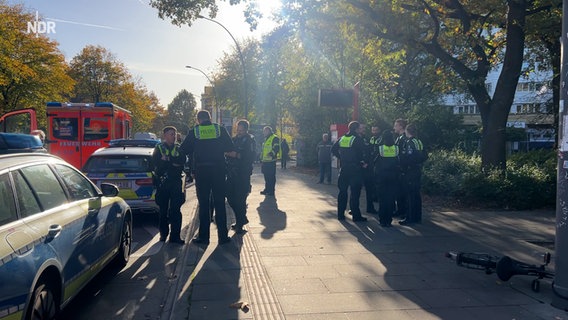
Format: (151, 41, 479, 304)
(0, 153, 132, 320)
(0, 132, 47, 154)
(82, 139, 169, 214)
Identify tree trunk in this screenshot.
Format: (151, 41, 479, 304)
(479, 0, 527, 171)
(481, 102, 510, 171)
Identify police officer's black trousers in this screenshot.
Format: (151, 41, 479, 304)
(404, 169, 422, 223)
(156, 179, 184, 240)
(261, 161, 277, 194)
(226, 173, 251, 228)
(377, 172, 396, 225)
(363, 169, 376, 212)
(394, 172, 407, 217)
(337, 165, 363, 218)
(195, 166, 228, 240)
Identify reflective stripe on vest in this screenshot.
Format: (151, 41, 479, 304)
(409, 138, 424, 151)
(339, 135, 355, 148)
(370, 136, 380, 145)
(379, 145, 398, 158)
(194, 124, 221, 140)
(261, 134, 277, 161)
(158, 143, 180, 157)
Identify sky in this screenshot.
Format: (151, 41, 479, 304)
(8, 0, 281, 109)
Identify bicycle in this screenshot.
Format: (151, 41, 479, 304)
(445, 251, 554, 292)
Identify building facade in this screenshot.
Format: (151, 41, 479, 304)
(444, 64, 555, 152)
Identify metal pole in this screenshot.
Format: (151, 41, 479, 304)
(185, 66, 218, 123)
(198, 15, 248, 119)
(553, 0, 568, 310)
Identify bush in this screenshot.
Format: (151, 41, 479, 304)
(422, 149, 556, 210)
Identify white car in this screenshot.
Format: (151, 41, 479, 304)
(0, 153, 132, 320)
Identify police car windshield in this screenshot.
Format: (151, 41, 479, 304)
(83, 155, 153, 173)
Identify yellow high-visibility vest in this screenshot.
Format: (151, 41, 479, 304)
(379, 145, 398, 157)
(158, 143, 180, 157)
(261, 134, 279, 162)
(339, 135, 355, 148)
(194, 124, 221, 140)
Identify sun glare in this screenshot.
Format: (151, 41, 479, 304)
(255, 0, 282, 33)
(257, 0, 282, 17)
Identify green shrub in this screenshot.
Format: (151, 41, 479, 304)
(422, 149, 556, 210)
(422, 149, 480, 197)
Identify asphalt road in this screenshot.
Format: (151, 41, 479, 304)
(58, 189, 197, 320)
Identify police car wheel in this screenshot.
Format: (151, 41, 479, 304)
(28, 282, 58, 320)
(113, 219, 132, 268)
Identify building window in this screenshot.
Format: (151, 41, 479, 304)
(453, 105, 479, 115)
(516, 81, 548, 92)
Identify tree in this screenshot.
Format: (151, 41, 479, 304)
(0, 2, 74, 123)
(68, 45, 131, 103)
(280, 0, 561, 171)
(115, 80, 162, 134)
(68, 46, 164, 133)
(149, 0, 260, 27)
(167, 89, 197, 133)
(214, 39, 259, 122)
(148, 0, 560, 170)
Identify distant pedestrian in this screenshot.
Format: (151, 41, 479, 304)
(152, 126, 186, 244)
(260, 126, 280, 196)
(399, 123, 427, 225)
(393, 118, 408, 218)
(316, 133, 332, 184)
(374, 130, 399, 227)
(280, 138, 290, 169)
(225, 120, 255, 234)
(331, 121, 368, 222)
(180, 110, 234, 245)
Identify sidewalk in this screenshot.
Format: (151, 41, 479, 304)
(172, 163, 566, 320)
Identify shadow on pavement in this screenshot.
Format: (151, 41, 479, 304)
(257, 195, 287, 240)
(263, 165, 561, 319)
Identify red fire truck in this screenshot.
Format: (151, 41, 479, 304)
(0, 102, 132, 168)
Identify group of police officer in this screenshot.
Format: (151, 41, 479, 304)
(151, 110, 258, 245)
(151, 111, 425, 244)
(332, 119, 427, 227)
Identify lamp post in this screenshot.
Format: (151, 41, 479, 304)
(185, 65, 218, 123)
(197, 15, 248, 119)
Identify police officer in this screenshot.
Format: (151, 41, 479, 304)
(393, 118, 408, 218)
(260, 126, 280, 196)
(331, 121, 368, 222)
(225, 119, 255, 234)
(364, 125, 381, 214)
(374, 130, 399, 227)
(399, 123, 426, 225)
(152, 126, 186, 244)
(180, 110, 234, 245)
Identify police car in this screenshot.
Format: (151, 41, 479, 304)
(0, 153, 132, 320)
(0, 132, 46, 154)
(82, 139, 166, 214)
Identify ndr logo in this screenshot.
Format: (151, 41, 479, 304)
(27, 11, 56, 36)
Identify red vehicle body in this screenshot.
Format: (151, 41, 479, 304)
(0, 102, 132, 169)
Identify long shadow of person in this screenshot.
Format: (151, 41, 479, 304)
(188, 238, 246, 319)
(257, 196, 286, 240)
